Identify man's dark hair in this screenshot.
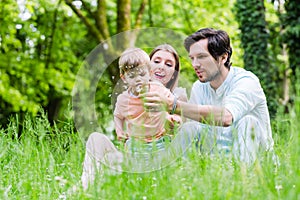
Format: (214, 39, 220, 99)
(184, 28, 232, 68)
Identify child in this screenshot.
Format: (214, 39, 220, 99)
(114, 47, 182, 152)
(80, 48, 182, 190)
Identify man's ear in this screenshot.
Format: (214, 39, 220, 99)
(220, 53, 228, 65)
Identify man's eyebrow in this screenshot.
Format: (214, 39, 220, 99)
(189, 53, 208, 58)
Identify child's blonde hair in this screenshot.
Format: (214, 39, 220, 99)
(119, 47, 150, 75)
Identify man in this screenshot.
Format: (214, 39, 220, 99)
(142, 28, 274, 163)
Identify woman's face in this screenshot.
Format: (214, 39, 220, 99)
(150, 50, 176, 87)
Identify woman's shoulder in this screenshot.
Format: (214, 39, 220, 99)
(173, 87, 188, 102)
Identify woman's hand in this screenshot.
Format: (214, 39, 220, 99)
(139, 91, 174, 113)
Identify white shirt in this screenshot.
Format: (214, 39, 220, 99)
(189, 67, 274, 151)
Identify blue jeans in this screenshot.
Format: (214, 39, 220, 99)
(125, 135, 171, 153)
(123, 136, 172, 173)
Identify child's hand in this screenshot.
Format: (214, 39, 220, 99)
(117, 134, 129, 142)
(166, 114, 182, 130)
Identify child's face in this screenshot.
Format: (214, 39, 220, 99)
(123, 65, 150, 95)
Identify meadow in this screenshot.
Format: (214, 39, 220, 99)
(0, 103, 299, 200)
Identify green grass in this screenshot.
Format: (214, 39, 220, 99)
(0, 106, 299, 200)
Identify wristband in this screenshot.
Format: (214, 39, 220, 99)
(170, 95, 177, 114)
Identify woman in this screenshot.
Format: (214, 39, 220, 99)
(80, 44, 186, 190)
(149, 44, 187, 102)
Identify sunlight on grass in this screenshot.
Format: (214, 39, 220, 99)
(0, 102, 299, 199)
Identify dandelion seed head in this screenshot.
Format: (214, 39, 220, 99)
(103, 43, 108, 50)
(58, 193, 67, 200)
(275, 185, 283, 190)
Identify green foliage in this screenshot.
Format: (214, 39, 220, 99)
(1, 0, 299, 197)
(280, 0, 300, 87)
(0, 0, 244, 129)
(0, 0, 297, 131)
(0, 0, 39, 119)
(146, 0, 243, 72)
(264, 1, 288, 104)
(0, 0, 91, 124)
(234, 0, 280, 117)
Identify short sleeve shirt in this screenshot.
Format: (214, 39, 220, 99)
(114, 81, 176, 141)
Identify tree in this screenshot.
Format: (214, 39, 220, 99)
(280, 0, 300, 96)
(0, 0, 86, 125)
(64, 0, 147, 81)
(0, 0, 244, 130)
(234, 0, 279, 117)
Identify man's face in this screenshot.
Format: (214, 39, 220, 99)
(188, 39, 221, 83)
(123, 65, 150, 95)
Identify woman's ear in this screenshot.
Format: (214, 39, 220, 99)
(120, 74, 127, 83)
